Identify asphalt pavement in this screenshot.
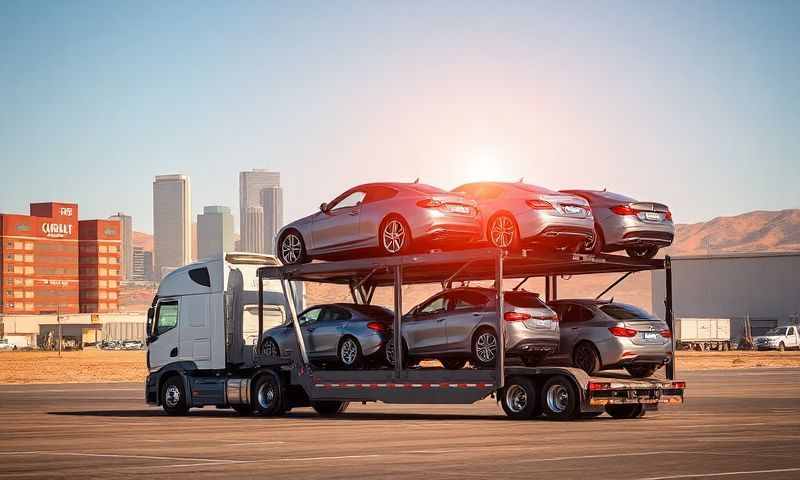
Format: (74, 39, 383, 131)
(1, 368, 799, 479)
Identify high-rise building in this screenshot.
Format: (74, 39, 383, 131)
(260, 186, 283, 255)
(243, 206, 264, 254)
(143, 250, 154, 281)
(153, 174, 191, 279)
(78, 219, 122, 313)
(108, 212, 133, 280)
(132, 246, 146, 281)
(197, 206, 234, 259)
(239, 170, 280, 253)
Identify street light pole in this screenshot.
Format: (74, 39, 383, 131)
(57, 305, 62, 358)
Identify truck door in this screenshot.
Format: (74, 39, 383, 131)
(148, 298, 180, 371)
(179, 294, 213, 370)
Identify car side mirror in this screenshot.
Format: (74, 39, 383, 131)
(319, 202, 328, 212)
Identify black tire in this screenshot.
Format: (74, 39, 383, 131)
(625, 246, 659, 259)
(231, 404, 254, 416)
(263, 338, 280, 358)
(278, 230, 308, 265)
(591, 225, 605, 255)
(161, 375, 189, 416)
(541, 375, 580, 420)
(472, 328, 498, 368)
(605, 404, 646, 419)
(384, 335, 416, 368)
(337, 336, 364, 369)
(625, 365, 659, 378)
(779, 342, 785, 352)
(312, 401, 350, 416)
(580, 411, 604, 419)
(251, 373, 284, 416)
(572, 342, 601, 375)
(521, 353, 547, 367)
(440, 359, 467, 370)
(487, 214, 520, 251)
(500, 376, 540, 419)
(379, 215, 411, 256)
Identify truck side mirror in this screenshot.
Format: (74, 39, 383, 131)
(146, 306, 155, 339)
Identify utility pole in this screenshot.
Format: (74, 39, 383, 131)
(57, 305, 62, 358)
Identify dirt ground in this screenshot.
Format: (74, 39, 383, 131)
(1, 350, 800, 384)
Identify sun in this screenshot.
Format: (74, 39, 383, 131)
(462, 147, 507, 183)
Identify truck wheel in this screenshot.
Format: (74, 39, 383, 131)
(541, 375, 579, 420)
(573, 342, 601, 375)
(231, 404, 254, 416)
(312, 401, 349, 416)
(605, 404, 646, 419)
(252, 373, 284, 416)
(161, 376, 189, 416)
(500, 376, 540, 419)
(625, 365, 658, 378)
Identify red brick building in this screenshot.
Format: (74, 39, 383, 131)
(0, 202, 121, 315)
(78, 219, 122, 313)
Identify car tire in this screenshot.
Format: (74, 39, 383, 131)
(278, 230, 308, 265)
(572, 342, 601, 375)
(312, 401, 350, 416)
(625, 246, 659, 259)
(263, 338, 280, 358)
(591, 225, 605, 255)
(625, 365, 659, 378)
(379, 215, 411, 256)
(440, 359, 467, 370)
(252, 372, 284, 417)
(605, 404, 646, 419)
(161, 375, 189, 416)
(500, 376, 540, 420)
(488, 214, 520, 251)
(385, 336, 416, 368)
(541, 375, 580, 420)
(472, 328, 498, 368)
(521, 353, 547, 367)
(338, 336, 364, 369)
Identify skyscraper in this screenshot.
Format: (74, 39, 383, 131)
(197, 206, 234, 259)
(243, 206, 264, 254)
(239, 170, 280, 253)
(260, 186, 283, 255)
(108, 212, 133, 280)
(132, 246, 146, 281)
(153, 174, 191, 279)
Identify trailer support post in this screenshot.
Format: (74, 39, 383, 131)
(665, 256, 675, 380)
(282, 278, 309, 366)
(393, 265, 403, 377)
(257, 275, 264, 354)
(545, 276, 550, 302)
(552, 275, 558, 301)
(495, 250, 505, 389)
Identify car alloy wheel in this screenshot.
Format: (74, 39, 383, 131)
(490, 216, 515, 248)
(340, 338, 359, 366)
(475, 331, 497, 364)
(281, 232, 304, 264)
(382, 219, 406, 254)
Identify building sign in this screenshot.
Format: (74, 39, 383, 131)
(15, 224, 31, 232)
(103, 227, 117, 237)
(60, 207, 74, 217)
(42, 223, 73, 238)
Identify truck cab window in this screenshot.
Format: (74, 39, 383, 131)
(155, 301, 179, 335)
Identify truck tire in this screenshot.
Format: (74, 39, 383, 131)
(605, 404, 646, 419)
(541, 375, 579, 420)
(625, 365, 658, 378)
(161, 376, 189, 416)
(252, 372, 284, 416)
(500, 376, 540, 420)
(312, 401, 349, 416)
(231, 404, 254, 416)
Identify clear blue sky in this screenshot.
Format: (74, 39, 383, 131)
(2, 1, 798, 233)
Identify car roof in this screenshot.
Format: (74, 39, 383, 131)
(350, 182, 443, 191)
(548, 298, 612, 306)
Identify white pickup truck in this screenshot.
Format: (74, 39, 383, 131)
(754, 325, 800, 351)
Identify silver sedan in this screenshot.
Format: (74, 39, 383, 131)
(561, 190, 674, 258)
(276, 182, 481, 265)
(452, 181, 594, 251)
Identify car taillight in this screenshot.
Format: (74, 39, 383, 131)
(588, 381, 611, 391)
(417, 199, 444, 208)
(660, 329, 672, 338)
(526, 199, 553, 210)
(367, 322, 386, 332)
(610, 204, 637, 215)
(504, 311, 532, 322)
(608, 326, 638, 337)
(671, 381, 686, 389)
(664, 210, 673, 221)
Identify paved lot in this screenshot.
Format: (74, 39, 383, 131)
(1, 368, 799, 479)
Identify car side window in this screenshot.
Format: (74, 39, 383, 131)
(560, 305, 577, 324)
(299, 307, 322, 326)
(155, 301, 179, 335)
(481, 185, 504, 200)
(451, 291, 489, 311)
(319, 307, 350, 322)
(578, 306, 594, 322)
(418, 295, 448, 315)
(364, 186, 398, 203)
(330, 191, 365, 211)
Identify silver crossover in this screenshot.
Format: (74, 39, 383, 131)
(452, 182, 594, 251)
(387, 287, 560, 369)
(261, 303, 393, 368)
(548, 299, 672, 378)
(276, 182, 481, 264)
(560, 190, 674, 258)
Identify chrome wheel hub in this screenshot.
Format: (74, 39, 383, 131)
(490, 216, 515, 248)
(341, 339, 358, 365)
(546, 384, 569, 413)
(165, 385, 181, 408)
(257, 382, 275, 409)
(281, 233, 302, 263)
(382, 220, 405, 254)
(476, 333, 497, 363)
(505, 385, 528, 413)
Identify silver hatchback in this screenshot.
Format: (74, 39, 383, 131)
(548, 299, 672, 378)
(388, 287, 560, 369)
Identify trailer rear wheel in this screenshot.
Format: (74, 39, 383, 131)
(605, 404, 646, 419)
(541, 375, 579, 420)
(312, 401, 350, 416)
(500, 376, 540, 419)
(252, 373, 284, 417)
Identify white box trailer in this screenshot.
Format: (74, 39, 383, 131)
(676, 318, 731, 351)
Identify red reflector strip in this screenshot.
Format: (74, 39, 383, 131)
(588, 382, 611, 391)
(671, 381, 686, 389)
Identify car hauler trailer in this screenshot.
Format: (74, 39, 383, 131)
(145, 248, 684, 420)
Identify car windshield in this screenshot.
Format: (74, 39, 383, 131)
(764, 327, 788, 336)
(505, 291, 547, 309)
(409, 184, 447, 195)
(600, 304, 658, 320)
(346, 304, 394, 321)
(513, 183, 558, 195)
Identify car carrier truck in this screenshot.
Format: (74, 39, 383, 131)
(145, 248, 685, 420)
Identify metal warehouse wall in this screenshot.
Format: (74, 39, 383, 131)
(102, 322, 146, 342)
(652, 253, 800, 331)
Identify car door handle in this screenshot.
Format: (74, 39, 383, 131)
(436, 318, 446, 323)
(170, 347, 178, 357)
(471, 312, 482, 317)
(571, 327, 579, 330)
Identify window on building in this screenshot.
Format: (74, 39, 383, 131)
(24, 255, 33, 262)
(99, 280, 107, 288)
(24, 303, 33, 311)
(24, 267, 33, 275)
(98, 268, 107, 277)
(14, 242, 23, 250)
(99, 303, 108, 310)
(108, 246, 118, 253)
(24, 279, 33, 286)
(24, 242, 33, 251)
(98, 245, 108, 253)
(98, 257, 108, 264)
(108, 292, 117, 300)
(99, 291, 107, 299)
(108, 280, 117, 288)
(13, 291, 23, 299)
(14, 266, 23, 274)
(24, 291, 33, 299)
(109, 269, 118, 277)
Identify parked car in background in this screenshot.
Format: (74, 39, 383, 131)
(754, 326, 800, 351)
(387, 287, 560, 369)
(0, 339, 13, 351)
(123, 340, 144, 350)
(560, 189, 674, 259)
(452, 181, 594, 251)
(262, 303, 394, 368)
(548, 299, 672, 378)
(276, 182, 480, 264)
